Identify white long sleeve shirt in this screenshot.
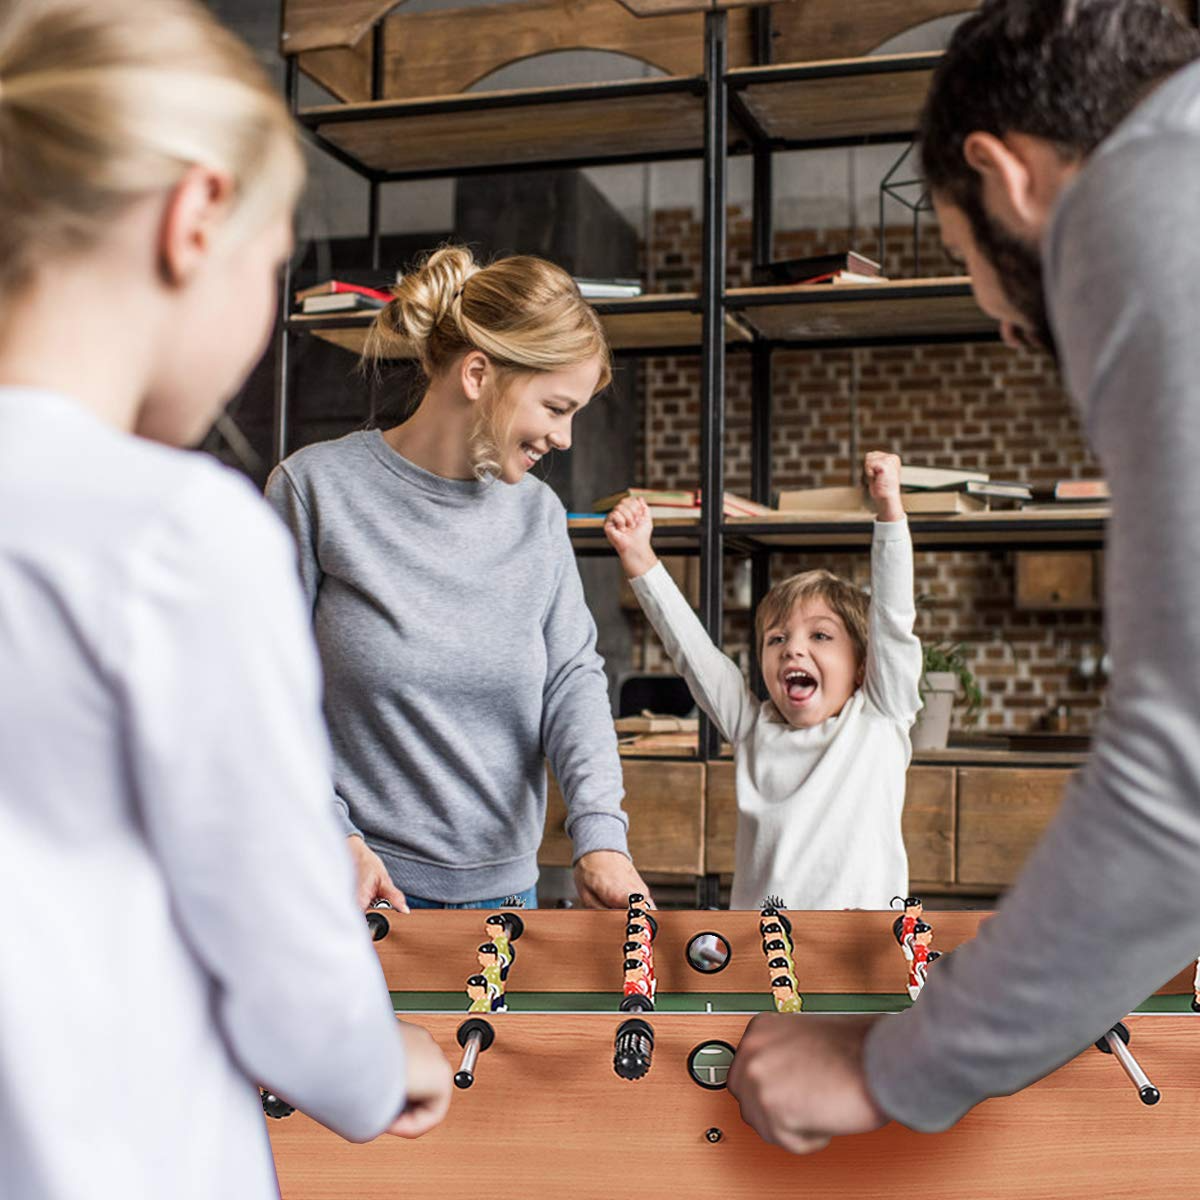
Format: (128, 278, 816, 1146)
(631, 519, 922, 909)
(0, 389, 406, 1199)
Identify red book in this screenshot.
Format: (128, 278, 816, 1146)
(294, 279, 393, 305)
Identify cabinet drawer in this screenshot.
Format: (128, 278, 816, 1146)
(904, 765, 955, 886)
(704, 760, 737, 875)
(957, 768, 1074, 886)
(542, 760, 705, 875)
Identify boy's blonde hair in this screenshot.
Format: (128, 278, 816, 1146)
(755, 569, 870, 667)
(0, 0, 304, 307)
(364, 246, 613, 480)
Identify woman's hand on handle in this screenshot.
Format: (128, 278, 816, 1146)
(348, 835, 410, 913)
(573, 850, 654, 909)
(385, 1022, 453, 1139)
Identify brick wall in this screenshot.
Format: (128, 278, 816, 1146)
(629, 207, 1108, 734)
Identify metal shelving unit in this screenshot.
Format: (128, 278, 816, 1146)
(271, 4, 1117, 904)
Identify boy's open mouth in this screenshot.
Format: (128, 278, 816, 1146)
(783, 669, 817, 704)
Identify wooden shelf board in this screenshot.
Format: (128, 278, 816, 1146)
(617, 0, 765, 13)
(730, 52, 938, 144)
(301, 77, 710, 175)
(291, 294, 751, 356)
(729, 277, 996, 343)
(725, 509, 1109, 550)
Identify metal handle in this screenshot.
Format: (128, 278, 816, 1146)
(454, 1018, 495, 1090)
(1096, 1023, 1161, 1106)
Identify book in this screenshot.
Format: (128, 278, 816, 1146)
(721, 492, 774, 518)
(574, 277, 644, 299)
(1019, 502, 1111, 514)
(294, 278, 394, 304)
(829, 271, 888, 286)
(775, 485, 987, 517)
(592, 487, 697, 512)
(751, 251, 883, 287)
(962, 479, 1033, 501)
(614, 713, 699, 734)
(901, 491, 986, 515)
(300, 292, 387, 314)
(776, 486, 871, 513)
(900, 464, 990, 490)
(591, 488, 771, 518)
(1050, 479, 1110, 502)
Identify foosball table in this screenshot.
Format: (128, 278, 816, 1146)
(265, 902, 1200, 1198)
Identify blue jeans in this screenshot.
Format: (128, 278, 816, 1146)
(405, 885, 539, 911)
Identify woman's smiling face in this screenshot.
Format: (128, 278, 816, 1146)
(493, 355, 602, 484)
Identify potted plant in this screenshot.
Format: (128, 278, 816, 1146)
(912, 642, 983, 750)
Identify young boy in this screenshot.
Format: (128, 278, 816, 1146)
(604, 451, 922, 910)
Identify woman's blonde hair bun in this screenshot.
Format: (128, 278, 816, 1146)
(378, 246, 480, 372)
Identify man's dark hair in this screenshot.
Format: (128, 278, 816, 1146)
(921, 0, 1200, 212)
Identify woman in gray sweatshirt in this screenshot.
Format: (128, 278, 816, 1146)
(267, 247, 649, 911)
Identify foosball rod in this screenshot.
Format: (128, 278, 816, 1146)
(454, 1018, 495, 1090)
(1097, 1023, 1160, 1106)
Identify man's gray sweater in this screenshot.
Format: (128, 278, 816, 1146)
(865, 59, 1200, 1130)
(266, 430, 628, 902)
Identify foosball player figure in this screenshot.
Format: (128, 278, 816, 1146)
(771, 975, 804, 1014)
(622, 957, 655, 1012)
(762, 937, 795, 975)
(623, 939, 652, 967)
(466, 974, 493, 1015)
(761, 920, 792, 955)
(485, 914, 517, 979)
(627, 907, 659, 941)
(626, 921, 653, 951)
(759, 906, 793, 949)
(767, 955, 795, 985)
(891, 895, 923, 958)
(907, 922, 942, 1001)
(477, 943, 504, 994)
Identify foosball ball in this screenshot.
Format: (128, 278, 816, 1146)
(265, 898, 1200, 1198)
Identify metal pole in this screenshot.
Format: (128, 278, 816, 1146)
(369, 22, 386, 272)
(369, 182, 382, 271)
(749, 341, 773, 700)
(699, 12, 728, 763)
(271, 55, 300, 469)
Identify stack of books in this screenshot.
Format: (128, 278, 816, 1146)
(751, 251, 887, 288)
(1020, 479, 1110, 511)
(776, 466, 1035, 517)
(293, 279, 394, 315)
(897, 466, 1032, 514)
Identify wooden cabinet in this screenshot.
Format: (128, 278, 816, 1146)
(543, 759, 705, 875)
(902, 766, 956, 886)
(957, 768, 1074, 887)
(703, 761, 955, 885)
(544, 758, 1070, 893)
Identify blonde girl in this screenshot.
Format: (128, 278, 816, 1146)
(0, 1, 449, 1194)
(267, 246, 651, 912)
